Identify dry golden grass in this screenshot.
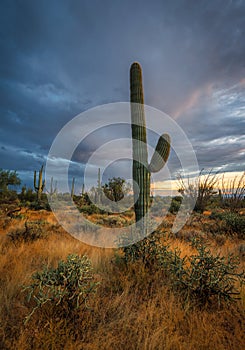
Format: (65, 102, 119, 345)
(0, 208, 244, 349)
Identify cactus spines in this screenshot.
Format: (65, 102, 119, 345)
(34, 165, 45, 202)
(130, 62, 171, 232)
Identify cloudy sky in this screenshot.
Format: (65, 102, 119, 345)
(0, 0, 244, 193)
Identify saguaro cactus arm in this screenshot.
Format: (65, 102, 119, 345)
(148, 134, 171, 173)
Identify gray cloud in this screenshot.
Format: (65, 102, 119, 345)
(0, 0, 244, 189)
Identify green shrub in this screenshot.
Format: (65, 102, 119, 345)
(203, 218, 226, 236)
(157, 239, 244, 306)
(125, 235, 244, 306)
(222, 213, 245, 239)
(18, 187, 36, 203)
(101, 215, 130, 227)
(205, 212, 245, 239)
(23, 254, 98, 323)
(169, 196, 182, 214)
(79, 204, 103, 215)
(0, 189, 19, 203)
(185, 240, 244, 305)
(29, 198, 50, 211)
(122, 230, 161, 267)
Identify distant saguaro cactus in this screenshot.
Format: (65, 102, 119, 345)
(130, 62, 171, 232)
(46, 177, 57, 200)
(71, 177, 75, 198)
(96, 168, 102, 204)
(34, 165, 45, 202)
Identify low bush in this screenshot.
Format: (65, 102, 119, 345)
(222, 212, 245, 239)
(79, 204, 103, 215)
(7, 221, 47, 244)
(183, 239, 244, 305)
(0, 189, 19, 203)
(205, 211, 245, 239)
(169, 196, 183, 214)
(123, 235, 244, 307)
(29, 199, 51, 211)
(23, 254, 98, 323)
(123, 231, 161, 267)
(157, 239, 244, 306)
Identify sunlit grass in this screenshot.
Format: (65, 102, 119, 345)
(0, 207, 244, 349)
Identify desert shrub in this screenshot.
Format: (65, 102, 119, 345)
(122, 231, 161, 267)
(101, 215, 130, 227)
(181, 240, 244, 306)
(237, 243, 245, 261)
(220, 172, 245, 212)
(124, 235, 244, 306)
(177, 169, 219, 213)
(23, 254, 98, 323)
(209, 211, 225, 220)
(214, 234, 226, 246)
(7, 221, 47, 244)
(169, 196, 182, 214)
(79, 204, 103, 215)
(123, 209, 135, 218)
(0, 189, 19, 203)
(29, 198, 51, 211)
(222, 212, 245, 239)
(205, 211, 245, 239)
(157, 219, 172, 230)
(175, 229, 206, 242)
(203, 218, 226, 236)
(157, 239, 244, 306)
(18, 187, 36, 203)
(73, 220, 99, 233)
(157, 243, 187, 282)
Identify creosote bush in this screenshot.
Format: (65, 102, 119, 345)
(23, 254, 98, 323)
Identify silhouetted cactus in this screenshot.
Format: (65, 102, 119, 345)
(130, 62, 171, 233)
(81, 183, 85, 196)
(34, 165, 45, 202)
(71, 177, 75, 198)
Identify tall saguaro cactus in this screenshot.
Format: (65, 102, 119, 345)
(34, 165, 45, 202)
(130, 62, 171, 232)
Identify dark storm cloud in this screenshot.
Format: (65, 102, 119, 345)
(0, 0, 244, 188)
